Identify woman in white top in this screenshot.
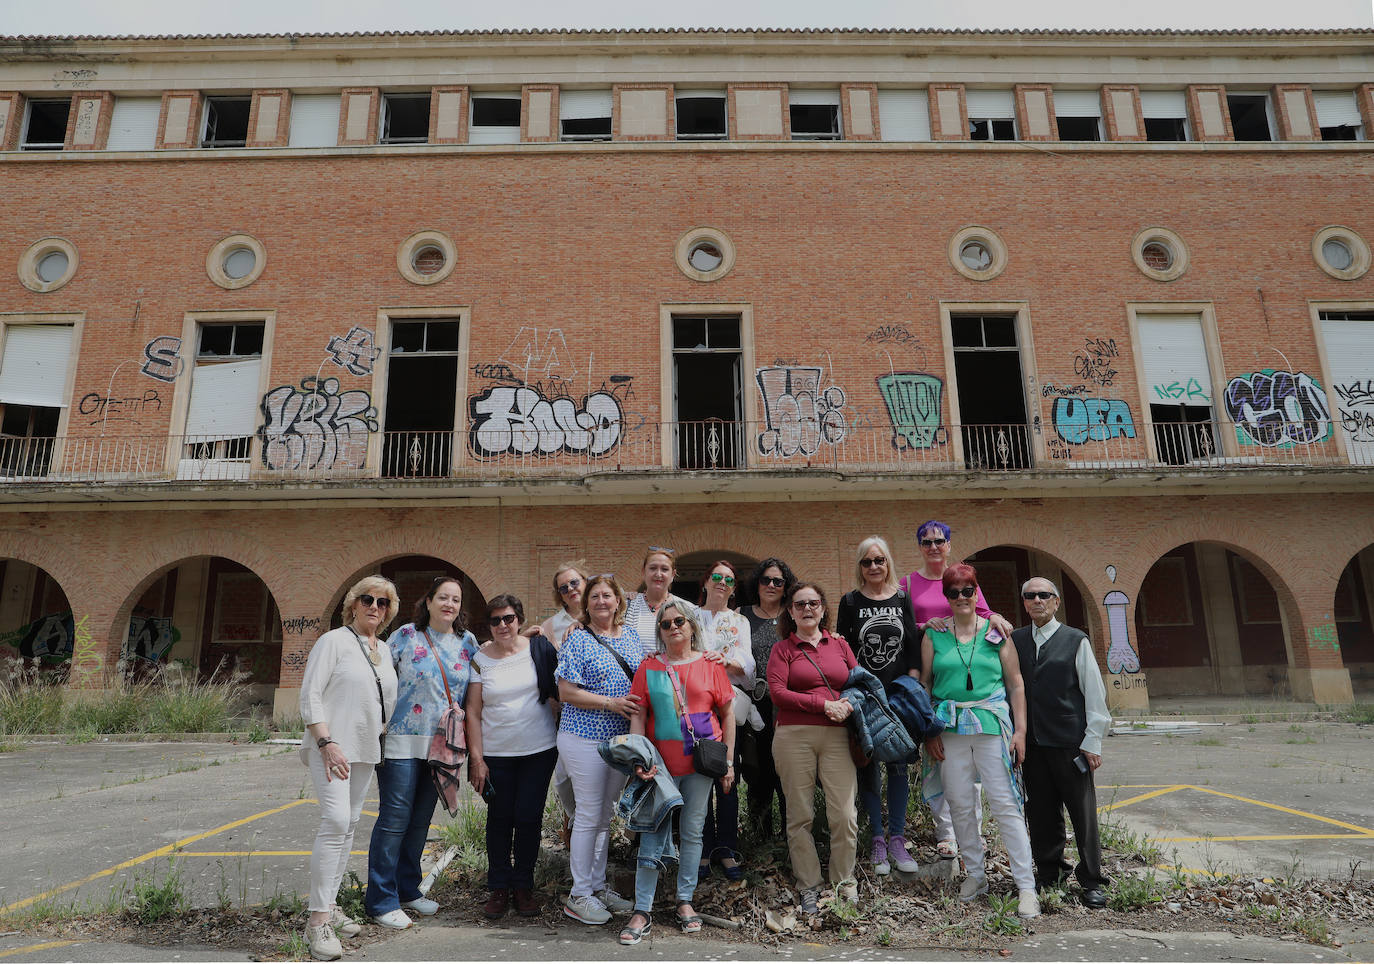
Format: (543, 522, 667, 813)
(298, 575, 400, 963)
(540, 561, 588, 647)
(695, 560, 755, 881)
(623, 547, 677, 656)
(466, 594, 560, 920)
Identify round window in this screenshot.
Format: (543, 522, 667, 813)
(1130, 227, 1189, 282)
(688, 241, 724, 273)
(1322, 238, 1354, 272)
(397, 231, 457, 285)
(1141, 241, 1174, 271)
(412, 245, 446, 276)
(947, 226, 1007, 281)
(1312, 226, 1371, 281)
(959, 240, 992, 272)
(36, 250, 70, 284)
(674, 227, 735, 282)
(222, 247, 257, 280)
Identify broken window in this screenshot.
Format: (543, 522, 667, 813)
(789, 90, 841, 140)
(950, 314, 1032, 470)
(383, 319, 459, 477)
(1227, 94, 1273, 141)
(202, 96, 251, 148)
(470, 95, 521, 144)
(1314, 91, 1364, 141)
(21, 98, 70, 150)
(381, 92, 431, 144)
(560, 89, 612, 141)
(672, 316, 742, 469)
(1054, 90, 1101, 141)
(676, 94, 727, 140)
(183, 322, 264, 467)
(0, 324, 74, 477)
(1141, 90, 1189, 142)
(966, 90, 1016, 141)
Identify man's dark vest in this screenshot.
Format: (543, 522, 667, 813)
(1012, 622, 1089, 749)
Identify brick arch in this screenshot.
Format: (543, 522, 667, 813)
(0, 530, 85, 613)
(610, 522, 804, 587)
(954, 518, 1107, 601)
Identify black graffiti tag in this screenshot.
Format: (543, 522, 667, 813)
(258, 376, 379, 470)
(1223, 370, 1331, 447)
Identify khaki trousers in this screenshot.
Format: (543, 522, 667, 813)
(774, 724, 858, 890)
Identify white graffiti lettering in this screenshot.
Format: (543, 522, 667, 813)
(469, 386, 622, 457)
(258, 376, 379, 470)
(755, 366, 847, 458)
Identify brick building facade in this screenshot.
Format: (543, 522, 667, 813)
(0, 28, 1370, 718)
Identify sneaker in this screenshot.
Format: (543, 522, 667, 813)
(483, 889, 510, 919)
(513, 888, 540, 917)
(306, 922, 343, 961)
(870, 836, 891, 875)
(595, 888, 633, 914)
(887, 835, 919, 874)
(800, 888, 820, 915)
(936, 837, 959, 859)
(401, 896, 439, 916)
(564, 893, 611, 925)
(837, 879, 859, 902)
(1018, 888, 1042, 919)
(371, 908, 414, 929)
(328, 907, 361, 938)
(958, 874, 988, 901)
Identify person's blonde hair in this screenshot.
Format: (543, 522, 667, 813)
(656, 598, 706, 653)
(642, 547, 676, 573)
(341, 575, 401, 632)
(551, 560, 590, 611)
(854, 535, 901, 594)
(579, 573, 628, 631)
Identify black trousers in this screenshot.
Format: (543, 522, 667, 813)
(1022, 744, 1107, 891)
(484, 747, 558, 891)
(739, 696, 786, 836)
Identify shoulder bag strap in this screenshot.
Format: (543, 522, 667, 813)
(664, 661, 700, 742)
(589, 629, 635, 683)
(347, 627, 388, 724)
(798, 644, 841, 701)
(421, 629, 455, 707)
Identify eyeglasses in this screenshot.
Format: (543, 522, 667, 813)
(859, 557, 886, 568)
(791, 599, 823, 610)
(357, 593, 391, 610)
(1022, 591, 1057, 600)
(557, 578, 582, 596)
(943, 586, 978, 599)
(920, 538, 949, 548)
(759, 576, 786, 588)
(658, 615, 689, 631)
(709, 573, 736, 586)
(488, 613, 518, 627)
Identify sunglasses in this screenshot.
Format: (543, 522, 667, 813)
(1022, 591, 1057, 600)
(658, 615, 689, 631)
(791, 598, 823, 610)
(488, 613, 518, 627)
(759, 576, 786, 588)
(921, 538, 949, 548)
(557, 578, 582, 596)
(943, 586, 978, 599)
(859, 557, 886, 568)
(648, 545, 675, 555)
(357, 593, 391, 610)
(709, 573, 736, 586)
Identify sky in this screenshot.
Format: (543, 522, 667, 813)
(2, 0, 1371, 36)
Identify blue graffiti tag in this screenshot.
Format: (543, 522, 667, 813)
(1051, 397, 1136, 444)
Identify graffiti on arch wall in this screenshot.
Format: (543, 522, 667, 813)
(755, 365, 847, 458)
(258, 376, 379, 471)
(1, 611, 180, 665)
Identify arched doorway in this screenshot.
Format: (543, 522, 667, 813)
(670, 549, 760, 606)
(1335, 546, 1374, 694)
(0, 559, 74, 666)
(1136, 543, 1292, 697)
(962, 545, 1090, 635)
(329, 555, 487, 639)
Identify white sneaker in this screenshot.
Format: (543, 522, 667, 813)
(595, 888, 633, 914)
(1018, 888, 1042, 918)
(400, 896, 439, 916)
(371, 908, 414, 929)
(306, 923, 343, 961)
(564, 893, 612, 925)
(959, 874, 988, 901)
(837, 879, 859, 902)
(328, 907, 361, 938)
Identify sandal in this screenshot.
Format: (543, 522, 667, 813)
(676, 903, 703, 933)
(619, 912, 651, 946)
(936, 838, 959, 859)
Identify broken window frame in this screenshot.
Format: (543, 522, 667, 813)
(21, 98, 71, 150)
(675, 94, 728, 141)
(380, 92, 432, 144)
(201, 95, 252, 148)
(1226, 93, 1274, 142)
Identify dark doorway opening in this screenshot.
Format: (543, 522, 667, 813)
(383, 320, 459, 477)
(672, 316, 743, 469)
(952, 314, 1031, 469)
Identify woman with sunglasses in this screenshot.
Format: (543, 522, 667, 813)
(920, 564, 1038, 919)
(364, 575, 479, 931)
(739, 557, 795, 837)
(836, 536, 921, 877)
(619, 600, 735, 944)
(556, 573, 643, 925)
(541, 561, 588, 648)
(695, 560, 754, 881)
(899, 520, 1012, 858)
(299, 576, 400, 962)
(466, 594, 560, 919)
(767, 581, 860, 915)
(624, 547, 677, 657)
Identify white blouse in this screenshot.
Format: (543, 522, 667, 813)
(698, 607, 756, 687)
(298, 626, 398, 766)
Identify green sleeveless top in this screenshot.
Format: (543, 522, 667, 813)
(929, 619, 1005, 733)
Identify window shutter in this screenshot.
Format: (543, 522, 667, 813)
(287, 94, 341, 147)
(0, 325, 74, 408)
(1321, 317, 1374, 463)
(788, 88, 841, 106)
(877, 89, 930, 141)
(1140, 90, 1188, 118)
(558, 89, 612, 119)
(1054, 90, 1102, 117)
(106, 98, 161, 150)
(965, 89, 1015, 118)
(1313, 91, 1363, 128)
(184, 360, 261, 440)
(1137, 315, 1213, 404)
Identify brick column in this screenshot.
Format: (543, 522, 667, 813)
(65, 91, 114, 150)
(840, 83, 880, 140)
(1272, 84, 1319, 141)
(614, 84, 674, 141)
(1186, 85, 1232, 141)
(0, 92, 21, 150)
(729, 83, 787, 140)
(1102, 85, 1145, 141)
(523, 84, 558, 142)
(1015, 84, 1057, 141)
(337, 87, 380, 146)
(429, 86, 468, 144)
(1359, 84, 1374, 141)
(156, 90, 203, 149)
(928, 83, 967, 141)
(246, 89, 291, 148)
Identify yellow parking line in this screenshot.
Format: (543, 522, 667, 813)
(0, 798, 314, 916)
(177, 851, 366, 857)
(1183, 786, 1374, 835)
(1157, 833, 1374, 842)
(0, 941, 77, 959)
(1099, 785, 1187, 810)
(1099, 785, 1177, 789)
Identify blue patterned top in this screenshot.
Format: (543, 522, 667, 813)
(556, 625, 644, 741)
(383, 622, 480, 759)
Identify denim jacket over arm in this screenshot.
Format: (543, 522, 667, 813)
(598, 732, 684, 837)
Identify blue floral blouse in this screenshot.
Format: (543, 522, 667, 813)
(383, 622, 480, 759)
(555, 625, 643, 741)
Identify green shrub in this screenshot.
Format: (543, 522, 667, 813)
(131, 859, 188, 924)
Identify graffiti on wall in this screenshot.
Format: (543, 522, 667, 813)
(123, 616, 178, 663)
(1072, 338, 1120, 388)
(281, 615, 323, 636)
(2, 611, 180, 666)
(141, 336, 184, 382)
(755, 366, 847, 458)
(864, 325, 924, 351)
(77, 389, 162, 426)
(1223, 369, 1331, 447)
(1103, 587, 1140, 674)
(1041, 383, 1090, 398)
(325, 326, 381, 376)
(68, 613, 100, 682)
(258, 376, 379, 471)
(469, 386, 624, 457)
(1152, 379, 1210, 402)
(1051, 397, 1136, 445)
(876, 372, 945, 450)
(498, 327, 577, 378)
(1335, 379, 1374, 443)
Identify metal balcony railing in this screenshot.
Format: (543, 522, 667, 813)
(0, 417, 1361, 486)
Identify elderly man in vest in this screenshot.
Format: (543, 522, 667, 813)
(1011, 577, 1111, 909)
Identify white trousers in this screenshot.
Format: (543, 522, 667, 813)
(307, 754, 375, 913)
(931, 783, 984, 841)
(557, 732, 627, 898)
(939, 733, 1033, 889)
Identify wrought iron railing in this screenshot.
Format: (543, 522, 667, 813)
(0, 418, 1359, 485)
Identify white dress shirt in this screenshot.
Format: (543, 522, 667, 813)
(1032, 617, 1111, 756)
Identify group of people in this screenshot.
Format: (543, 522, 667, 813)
(294, 520, 1111, 959)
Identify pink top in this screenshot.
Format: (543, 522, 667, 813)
(900, 569, 994, 628)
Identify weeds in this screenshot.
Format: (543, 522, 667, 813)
(265, 886, 306, 917)
(1293, 914, 1332, 945)
(131, 858, 188, 924)
(276, 931, 310, 960)
(1194, 736, 1223, 746)
(1107, 869, 1167, 911)
(875, 926, 894, 947)
(1335, 703, 1374, 725)
(335, 871, 366, 924)
(1099, 814, 1162, 864)
(982, 893, 1024, 936)
(1038, 885, 1067, 912)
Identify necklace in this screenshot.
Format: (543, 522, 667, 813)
(348, 627, 381, 664)
(951, 620, 982, 692)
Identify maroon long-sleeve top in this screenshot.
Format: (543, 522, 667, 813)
(766, 631, 858, 728)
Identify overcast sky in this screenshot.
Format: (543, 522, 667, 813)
(3, 0, 1371, 35)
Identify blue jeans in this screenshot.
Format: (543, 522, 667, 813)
(860, 760, 911, 839)
(484, 748, 558, 890)
(364, 758, 438, 916)
(634, 772, 712, 913)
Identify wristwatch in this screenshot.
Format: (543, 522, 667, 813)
(317, 737, 335, 748)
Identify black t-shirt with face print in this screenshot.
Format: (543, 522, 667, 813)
(835, 589, 922, 688)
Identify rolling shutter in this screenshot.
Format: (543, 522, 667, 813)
(184, 360, 261, 440)
(559, 89, 613, 120)
(1321, 315, 1374, 464)
(1136, 314, 1213, 405)
(1054, 90, 1102, 117)
(288, 94, 341, 148)
(106, 98, 161, 151)
(877, 89, 930, 141)
(1140, 90, 1188, 118)
(0, 325, 75, 408)
(965, 89, 1015, 119)
(1313, 91, 1362, 128)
